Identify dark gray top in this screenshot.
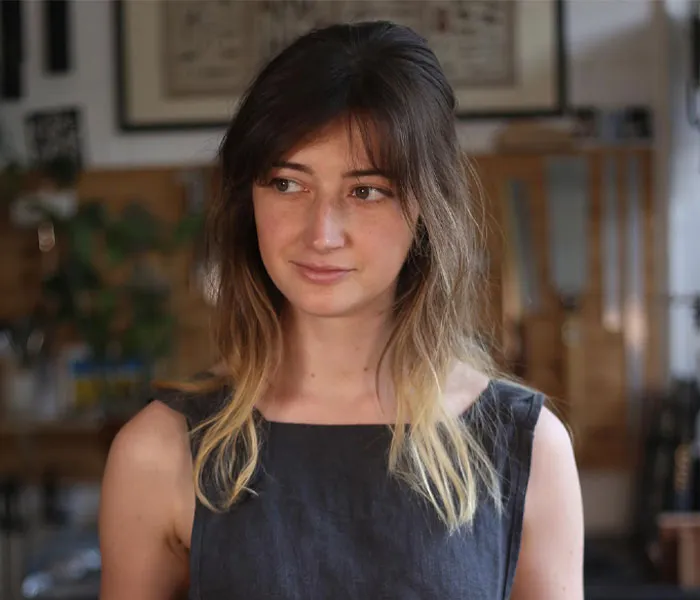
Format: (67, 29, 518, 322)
(157, 379, 543, 600)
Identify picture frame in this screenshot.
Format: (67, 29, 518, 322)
(114, 0, 566, 132)
(24, 106, 85, 168)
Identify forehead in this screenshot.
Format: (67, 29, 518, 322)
(282, 119, 379, 168)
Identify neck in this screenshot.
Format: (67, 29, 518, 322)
(269, 306, 395, 408)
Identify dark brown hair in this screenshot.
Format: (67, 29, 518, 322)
(194, 21, 499, 530)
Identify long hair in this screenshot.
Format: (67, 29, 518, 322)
(184, 21, 501, 531)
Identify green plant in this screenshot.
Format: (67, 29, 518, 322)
(0, 161, 28, 208)
(42, 198, 203, 372)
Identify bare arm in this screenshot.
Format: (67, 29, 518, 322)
(99, 401, 195, 600)
(511, 407, 585, 600)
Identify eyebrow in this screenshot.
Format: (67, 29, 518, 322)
(271, 161, 390, 179)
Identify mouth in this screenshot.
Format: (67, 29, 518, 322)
(291, 261, 353, 284)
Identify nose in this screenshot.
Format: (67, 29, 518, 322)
(305, 196, 347, 252)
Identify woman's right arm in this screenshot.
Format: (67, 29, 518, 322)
(99, 401, 194, 600)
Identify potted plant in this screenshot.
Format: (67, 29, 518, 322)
(40, 197, 202, 419)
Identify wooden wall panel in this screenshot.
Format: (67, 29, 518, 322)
(474, 147, 657, 468)
(0, 216, 42, 320)
(585, 153, 604, 325)
(641, 150, 662, 389)
(476, 154, 565, 402)
(470, 157, 505, 366)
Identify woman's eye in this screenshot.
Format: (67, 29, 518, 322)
(352, 186, 391, 202)
(270, 178, 303, 193)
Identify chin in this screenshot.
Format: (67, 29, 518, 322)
(284, 291, 364, 318)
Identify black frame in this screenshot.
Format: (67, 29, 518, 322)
(24, 106, 85, 167)
(454, 0, 568, 121)
(114, 0, 568, 132)
(114, 0, 226, 132)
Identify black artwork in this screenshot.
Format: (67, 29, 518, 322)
(1, 0, 23, 99)
(24, 108, 84, 170)
(43, 0, 71, 74)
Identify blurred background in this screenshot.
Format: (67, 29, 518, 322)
(0, 0, 699, 598)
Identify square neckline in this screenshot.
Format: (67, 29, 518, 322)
(253, 378, 495, 429)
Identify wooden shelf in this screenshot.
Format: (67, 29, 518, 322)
(0, 418, 125, 482)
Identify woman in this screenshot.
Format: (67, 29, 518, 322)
(99, 21, 583, 599)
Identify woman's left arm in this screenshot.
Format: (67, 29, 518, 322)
(511, 406, 585, 600)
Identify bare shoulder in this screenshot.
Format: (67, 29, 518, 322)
(107, 400, 192, 479)
(103, 399, 195, 540)
(511, 404, 584, 599)
(533, 404, 574, 452)
(527, 403, 580, 518)
(99, 401, 195, 599)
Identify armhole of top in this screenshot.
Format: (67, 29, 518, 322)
(149, 381, 228, 456)
(148, 390, 198, 455)
(148, 386, 221, 600)
(501, 389, 545, 600)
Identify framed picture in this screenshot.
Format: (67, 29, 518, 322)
(24, 107, 84, 168)
(114, 0, 566, 131)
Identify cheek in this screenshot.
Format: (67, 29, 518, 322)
(254, 199, 292, 259)
(363, 215, 415, 273)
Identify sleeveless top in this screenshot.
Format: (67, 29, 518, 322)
(156, 379, 544, 600)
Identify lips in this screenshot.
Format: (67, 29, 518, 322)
(292, 261, 353, 284)
(294, 262, 349, 272)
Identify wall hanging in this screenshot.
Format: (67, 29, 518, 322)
(114, 0, 566, 131)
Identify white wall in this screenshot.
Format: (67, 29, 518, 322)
(1, 0, 656, 165)
(663, 0, 700, 378)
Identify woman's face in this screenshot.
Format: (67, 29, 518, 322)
(252, 121, 416, 319)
